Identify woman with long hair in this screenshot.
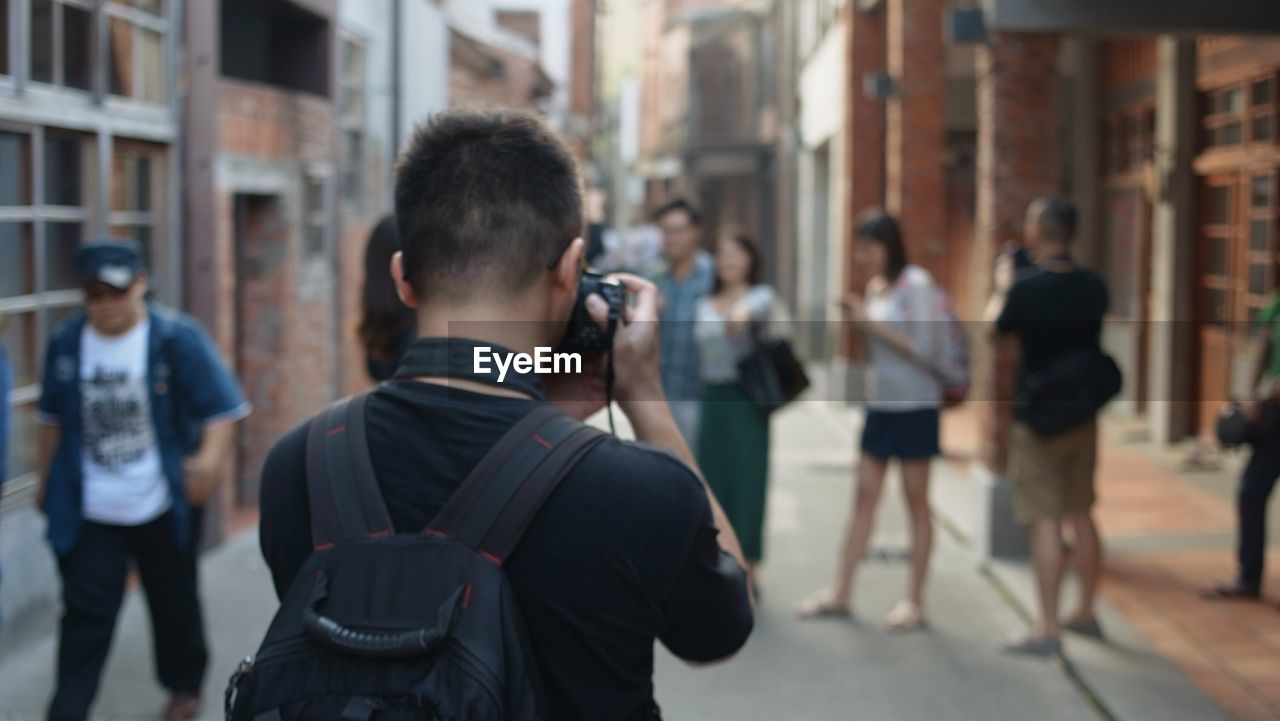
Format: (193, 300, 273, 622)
(358, 217, 417, 382)
(797, 209, 942, 631)
(694, 229, 783, 590)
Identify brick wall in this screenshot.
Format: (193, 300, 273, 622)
(211, 80, 340, 498)
(839, 3, 885, 358)
(217, 79, 334, 163)
(974, 32, 1062, 474)
(886, 0, 947, 283)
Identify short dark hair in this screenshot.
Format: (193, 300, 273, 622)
(855, 209, 908, 282)
(1028, 195, 1078, 244)
(712, 230, 763, 293)
(395, 109, 584, 302)
(653, 198, 702, 227)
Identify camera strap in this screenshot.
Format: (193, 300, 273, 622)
(393, 337, 548, 401)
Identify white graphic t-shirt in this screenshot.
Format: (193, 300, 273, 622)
(80, 320, 171, 525)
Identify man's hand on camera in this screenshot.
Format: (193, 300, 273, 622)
(585, 273, 664, 406)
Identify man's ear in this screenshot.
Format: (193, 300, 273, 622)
(552, 238, 585, 295)
(391, 252, 419, 309)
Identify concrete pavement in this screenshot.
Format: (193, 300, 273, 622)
(0, 400, 1218, 720)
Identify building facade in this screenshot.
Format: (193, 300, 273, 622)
(0, 0, 457, 645)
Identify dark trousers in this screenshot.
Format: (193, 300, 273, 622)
(1238, 437, 1280, 591)
(48, 510, 208, 721)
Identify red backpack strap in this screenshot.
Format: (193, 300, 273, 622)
(305, 393, 394, 549)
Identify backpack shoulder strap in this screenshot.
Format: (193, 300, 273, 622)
(429, 405, 607, 564)
(305, 393, 393, 549)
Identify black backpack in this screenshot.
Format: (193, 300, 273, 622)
(226, 396, 606, 721)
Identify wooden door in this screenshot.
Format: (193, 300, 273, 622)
(1197, 175, 1238, 437)
(1196, 169, 1280, 437)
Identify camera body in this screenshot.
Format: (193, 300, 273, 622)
(559, 271, 624, 354)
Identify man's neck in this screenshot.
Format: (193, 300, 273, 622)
(412, 299, 557, 399)
(88, 306, 147, 338)
(669, 253, 697, 280)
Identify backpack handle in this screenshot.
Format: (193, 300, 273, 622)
(301, 571, 464, 659)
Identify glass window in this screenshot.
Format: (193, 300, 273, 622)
(107, 4, 169, 103)
(342, 131, 362, 206)
(44, 136, 83, 206)
(131, 0, 162, 16)
(1255, 116, 1273, 143)
(1253, 78, 1272, 107)
(63, 3, 92, 91)
(2, 312, 36, 388)
(1206, 288, 1228, 326)
(1209, 236, 1228, 275)
(340, 41, 365, 123)
(1220, 123, 1243, 146)
(1252, 175, 1272, 209)
(112, 153, 151, 212)
(1252, 219, 1272, 253)
(1250, 264, 1270, 295)
(0, 133, 27, 206)
(30, 0, 53, 83)
(108, 17, 133, 97)
(1222, 87, 1245, 114)
(0, 0, 10, 76)
(1210, 186, 1231, 225)
(45, 222, 82, 291)
(304, 177, 325, 258)
(139, 29, 164, 102)
(0, 223, 34, 297)
(6, 403, 36, 481)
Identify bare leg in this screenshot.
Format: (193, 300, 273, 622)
(900, 460, 933, 608)
(1065, 512, 1102, 623)
(831, 456, 888, 605)
(1028, 518, 1064, 639)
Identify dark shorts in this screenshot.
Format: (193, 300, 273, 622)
(860, 408, 941, 461)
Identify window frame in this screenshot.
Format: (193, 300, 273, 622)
(0, 123, 97, 494)
(1202, 71, 1280, 152)
(103, 0, 169, 105)
(338, 36, 366, 210)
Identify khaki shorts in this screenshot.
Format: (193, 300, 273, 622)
(1009, 420, 1098, 523)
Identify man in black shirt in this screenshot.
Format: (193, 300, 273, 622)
(258, 110, 753, 721)
(988, 196, 1109, 657)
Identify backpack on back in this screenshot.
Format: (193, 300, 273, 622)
(226, 397, 606, 721)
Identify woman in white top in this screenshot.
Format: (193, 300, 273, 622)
(694, 230, 779, 590)
(797, 210, 941, 631)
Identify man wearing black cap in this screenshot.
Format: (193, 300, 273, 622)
(35, 239, 251, 721)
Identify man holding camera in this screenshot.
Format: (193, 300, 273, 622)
(258, 110, 753, 721)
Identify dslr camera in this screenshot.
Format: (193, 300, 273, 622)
(560, 271, 624, 354)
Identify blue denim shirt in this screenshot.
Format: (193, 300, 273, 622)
(655, 252, 715, 402)
(37, 304, 249, 555)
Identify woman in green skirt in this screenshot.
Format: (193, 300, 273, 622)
(695, 230, 781, 589)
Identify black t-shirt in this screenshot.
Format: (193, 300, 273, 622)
(996, 265, 1109, 384)
(258, 381, 753, 721)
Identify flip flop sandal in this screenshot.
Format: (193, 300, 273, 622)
(884, 600, 928, 632)
(794, 590, 852, 620)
